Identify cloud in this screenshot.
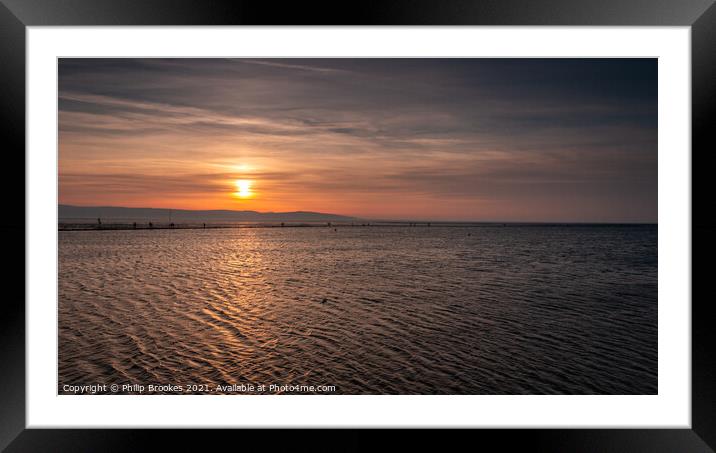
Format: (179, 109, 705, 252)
(237, 59, 353, 74)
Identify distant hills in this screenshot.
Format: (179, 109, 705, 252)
(58, 204, 357, 223)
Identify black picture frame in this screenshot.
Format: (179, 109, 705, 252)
(2, 0, 713, 451)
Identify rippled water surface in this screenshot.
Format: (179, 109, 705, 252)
(59, 225, 657, 394)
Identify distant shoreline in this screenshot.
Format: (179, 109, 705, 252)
(58, 221, 657, 231)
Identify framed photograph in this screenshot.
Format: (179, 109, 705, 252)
(4, 0, 714, 450)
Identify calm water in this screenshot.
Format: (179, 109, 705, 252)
(58, 225, 657, 394)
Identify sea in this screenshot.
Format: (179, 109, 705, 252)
(58, 224, 657, 394)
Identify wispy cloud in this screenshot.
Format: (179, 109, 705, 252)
(238, 59, 353, 74)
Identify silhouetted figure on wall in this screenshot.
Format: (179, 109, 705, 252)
(149, 222, 153, 229)
(133, 222, 137, 229)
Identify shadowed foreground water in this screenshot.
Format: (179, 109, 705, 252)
(59, 225, 657, 394)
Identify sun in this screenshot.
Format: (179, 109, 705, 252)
(234, 179, 253, 198)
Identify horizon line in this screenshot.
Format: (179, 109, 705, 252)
(58, 203, 657, 225)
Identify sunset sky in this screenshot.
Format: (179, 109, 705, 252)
(58, 58, 657, 222)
